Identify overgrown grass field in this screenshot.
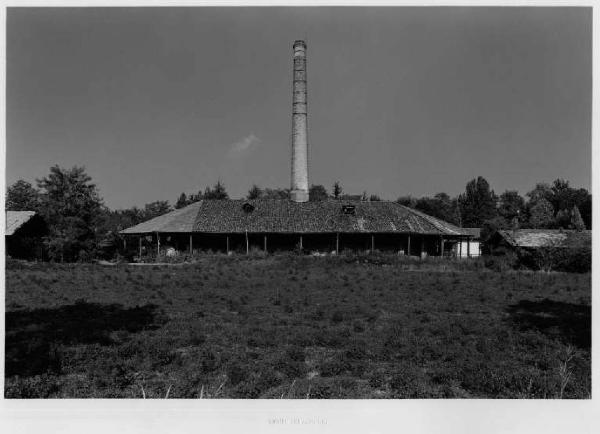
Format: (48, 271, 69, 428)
(5, 255, 591, 398)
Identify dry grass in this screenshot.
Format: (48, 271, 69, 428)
(5, 255, 591, 398)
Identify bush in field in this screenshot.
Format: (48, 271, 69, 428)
(484, 251, 518, 272)
(517, 247, 591, 273)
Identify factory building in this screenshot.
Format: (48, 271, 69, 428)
(121, 40, 473, 257)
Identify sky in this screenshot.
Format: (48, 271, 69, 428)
(6, 7, 592, 210)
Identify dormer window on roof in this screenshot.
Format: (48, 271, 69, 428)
(342, 204, 356, 215)
(242, 202, 255, 213)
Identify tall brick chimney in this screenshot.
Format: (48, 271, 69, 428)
(290, 40, 309, 203)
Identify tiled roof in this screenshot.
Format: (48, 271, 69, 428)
(496, 229, 591, 249)
(5, 211, 37, 236)
(121, 199, 470, 236)
(120, 201, 203, 234)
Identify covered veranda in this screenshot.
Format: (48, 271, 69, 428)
(121, 231, 475, 259)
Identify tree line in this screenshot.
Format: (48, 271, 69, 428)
(6, 165, 591, 262)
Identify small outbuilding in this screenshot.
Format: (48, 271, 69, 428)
(487, 229, 591, 254)
(5, 211, 47, 260)
(486, 229, 591, 272)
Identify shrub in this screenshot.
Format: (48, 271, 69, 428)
(553, 248, 591, 273)
(484, 252, 518, 272)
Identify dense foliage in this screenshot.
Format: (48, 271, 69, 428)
(6, 165, 591, 262)
(36, 166, 104, 262)
(6, 180, 41, 212)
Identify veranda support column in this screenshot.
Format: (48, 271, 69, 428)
(407, 235, 411, 256)
(245, 231, 249, 255)
(336, 233, 339, 254)
(226, 236, 230, 254)
(300, 235, 303, 250)
(264, 235, 267, 252)
(156, 232, 160, 257)
(189, 234, 193, 255)
(139, 237, 142, 259)
(459, 237, 462, 257)
(371, 235, 375, 253)
(440, 237, 445, 258)
(421, 237, 425, 259)
(467, 238, 471, 258)
(123, 238, 127, 250)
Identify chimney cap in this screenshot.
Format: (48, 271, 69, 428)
(293, 40, 307, 49)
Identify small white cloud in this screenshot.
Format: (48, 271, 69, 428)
(228, 134, 261, 157)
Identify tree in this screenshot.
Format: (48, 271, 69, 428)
(547, 179, 591, 227)
(332, 181, 343, 199)
(576, 190, 592, 229)
(570, 206, 585, 231)
(203, 181, 229, 200)
(36, 165, 104, 262)
(481, 216, 509, 242)
(554, 208, 571, 229)
(247, 184, 263, 200)
(458, 177, 498, 227)
(498, 190, 526, 224)
(262, 188, 290, 200)
(309, 184, 329, 201)
(528, 198, 555, 229)
(413, 193, 460, 225)
(175, 193, 190, 209)
(6, 180, 41, 211)
(142, 201, 172, 220)
(526, 183, 553, 204)
(397, 196, 417, 208)
(524, 179, 592, 229)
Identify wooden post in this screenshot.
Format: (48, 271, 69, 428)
(299, 235, 303, 250)
(459, 237, 463, 258)
(407, 235, 411, 256)
(139, 236, 142, 259)
(264, 235, 267, 252)
(467, 238, 471, 258)
(156, 233, 160, 257)
(421, 237, 425, 259)
(440, 237, 445, 258)
(245, 231, 249, 255)
(226, 235, 230, 254)
(189, 234, 193, 255)
(336, 233, 339, 254)
(123, 238, 127, 250)
(371, 235, 375, 253)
